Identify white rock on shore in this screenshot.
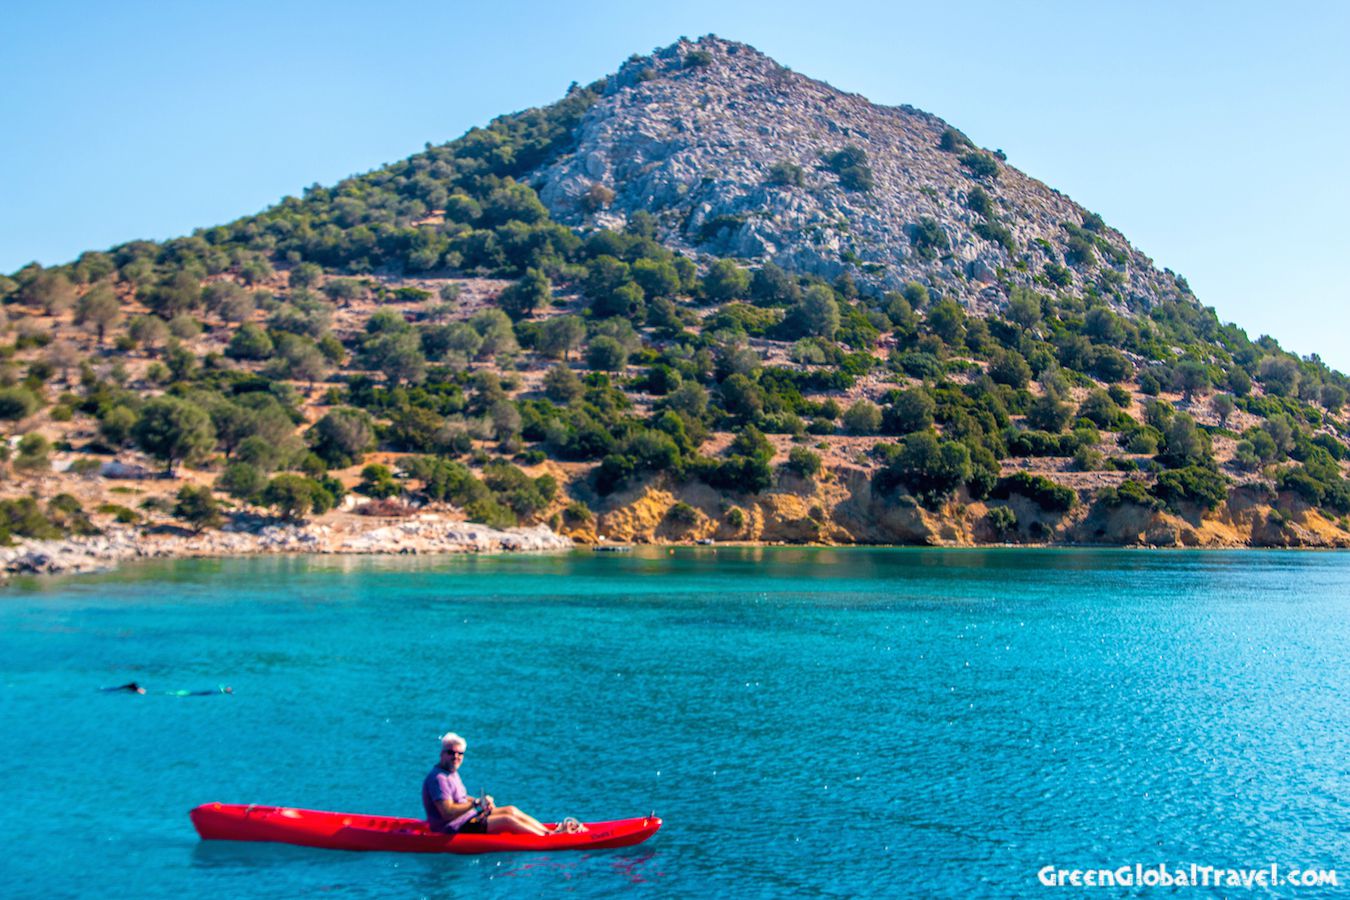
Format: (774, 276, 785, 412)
(1, 520, 574, 578)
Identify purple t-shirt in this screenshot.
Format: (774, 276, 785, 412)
(423, 766, 476, 833)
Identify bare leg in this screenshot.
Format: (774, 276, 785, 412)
(495, 805, 546, 832)
(484, 806, 548, 836)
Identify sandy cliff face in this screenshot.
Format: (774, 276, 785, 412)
(588, 473, 1350, 549)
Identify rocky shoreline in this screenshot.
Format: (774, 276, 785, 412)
(0, 517, 575, 578)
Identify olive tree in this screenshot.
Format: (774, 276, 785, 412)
(174, 485, 223, 532)
(309, 407, 376, 468)
(75, 283, 121, 344)
(537, 315, 586, 360)
(132, 396, 217, 474)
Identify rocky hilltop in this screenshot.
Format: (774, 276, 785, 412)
(534, 37, 1187, 312)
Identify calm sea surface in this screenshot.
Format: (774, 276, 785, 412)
(1, 548, 1346, 898)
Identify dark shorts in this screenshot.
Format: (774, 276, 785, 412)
(435, 815, 488, 836)
(457, 816, 489, 835)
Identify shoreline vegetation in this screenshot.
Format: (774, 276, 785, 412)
(4, 38, 1350, 571)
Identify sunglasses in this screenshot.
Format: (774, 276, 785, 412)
(442, 748, 465, 757)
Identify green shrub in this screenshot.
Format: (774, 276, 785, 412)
(1077, 390, 1123, 429)
(778, 285, 840, 341)
(482, 461, 555, 519)
(909, 218, 950, 260)
(966, 186, 994, 218)
(216, 462, 266, 501)
(97, 503, 141, 524)
(666, 501, 699, 525)
(0, 497, 63, 542)
(226, 322, 274, 360)
(1044, 263, 1072, 287)
(0, 386, 40, 420)
(14, 434, 51, 471)
(1156, 413, 1213, 469)
(973, 220, 1016, 255)
(1065, 234, 1096, 268)
(132, 397, 216, 475)
(989, 350, 1032, 389)
(1003, 429, 1071, 457)
(309, 407, 376, 468)
(1122, 425, 1161, 455)
(938, 128, 974, 152)
(1258, 356, 1300, 398)
(1151, 466, 1228, 512)
(497, 268, 552, 320)
(262, 474, 336, 521)
(693, 442, 773, 494)
(1277, 467, 1325, 508)
(984, 505, 1018, 537)
(890, 350, 943, 380)
(842, 400, 881, 435)
(823, 145, 875, 192)
(174, 485, 223, 532)
(959, 152, 999, 180)
(464, 495, 517, 529)
(67, 457, 103, 477)
(562, 501, 593, 525)
(783, 447, 822, 479)
(586, 336, 629, 372)
(1073, 446, 1104, 471)
(767, 160, 805, 187)
(1097, 479, 1161, 510)
(357, 464, 401, 499)
(96, 406, 137, 447)
(882, 387, 936, 435)
(707, 302, 782, 338)
(1026, 393, 1072, 433)
(43, 494, 94, 535)
(873, 432, 972, 509)
(992, 472, 1076, 512)
(1276, 450, 1350, 514)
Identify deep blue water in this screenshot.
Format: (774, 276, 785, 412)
(1, 548, 1346, 898)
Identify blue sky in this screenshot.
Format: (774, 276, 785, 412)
(3, 1, 1348, 370)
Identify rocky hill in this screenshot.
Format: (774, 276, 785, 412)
(3, 36, 1350, 571)
(532, 37, 1188, 313)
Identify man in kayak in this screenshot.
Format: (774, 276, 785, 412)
(423, 733, 554, 836)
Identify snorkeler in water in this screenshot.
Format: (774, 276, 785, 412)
(165, 685, 233, 697)
(100, 682, 146, 694)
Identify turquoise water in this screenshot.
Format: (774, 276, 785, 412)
(1, 548, 1346, 897)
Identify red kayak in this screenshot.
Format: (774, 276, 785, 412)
(190, 803, 661, 854)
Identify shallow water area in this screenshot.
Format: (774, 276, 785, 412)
(1, 548, 1347, 897)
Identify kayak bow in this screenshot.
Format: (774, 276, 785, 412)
(190, 803, 661, 854)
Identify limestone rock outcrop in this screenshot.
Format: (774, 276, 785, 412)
(531, 36, 1188, 312)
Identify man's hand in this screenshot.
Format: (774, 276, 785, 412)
(482, 794, 495, 813)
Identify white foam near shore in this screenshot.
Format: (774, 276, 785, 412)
(0, 519, 574, 577)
